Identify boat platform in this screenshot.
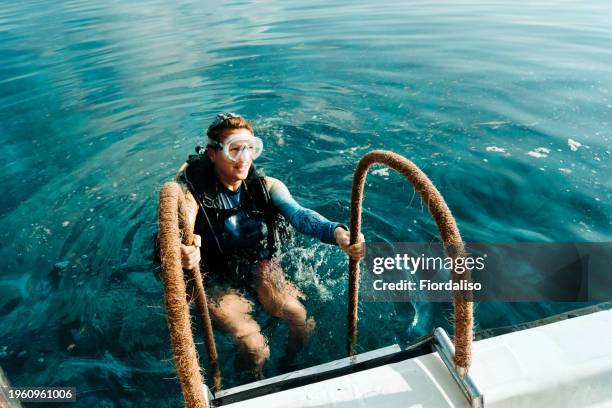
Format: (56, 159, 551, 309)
(207, 304, 612, 407)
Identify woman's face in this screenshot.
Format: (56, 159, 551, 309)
(208, 128, 254, 183)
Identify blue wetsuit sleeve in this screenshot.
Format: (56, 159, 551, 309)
(268, 179, 341, 245)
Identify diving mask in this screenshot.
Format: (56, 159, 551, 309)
(208, 134, 264, 162)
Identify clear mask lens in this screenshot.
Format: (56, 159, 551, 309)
(224, 136, 263, 162)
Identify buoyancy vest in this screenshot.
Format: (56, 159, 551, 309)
(179, 153, 280, 272)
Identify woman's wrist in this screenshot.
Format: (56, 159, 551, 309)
(333, 224, 349, 244)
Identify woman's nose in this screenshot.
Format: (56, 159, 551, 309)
(236, 148, 252, 163)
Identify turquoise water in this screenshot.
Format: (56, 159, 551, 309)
(1, 0, 611, 406)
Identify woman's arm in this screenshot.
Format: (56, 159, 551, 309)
(265, 176, 342, 245)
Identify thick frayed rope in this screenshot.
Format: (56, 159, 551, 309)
(158, 181, 212, 407)
(347, 150, 473, 371)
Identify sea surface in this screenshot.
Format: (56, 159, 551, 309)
(0, 0, 610, 406)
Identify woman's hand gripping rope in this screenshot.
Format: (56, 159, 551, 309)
(181, 233, 202, 269)
(334, 227, 365, 261)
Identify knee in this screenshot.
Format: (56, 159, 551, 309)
(278, 297, 307, 325)
(237, 332, 270, 367)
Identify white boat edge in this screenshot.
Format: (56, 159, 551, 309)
(208, 303, 612, 408)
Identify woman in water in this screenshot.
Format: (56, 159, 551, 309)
(179, 113, 364, 378)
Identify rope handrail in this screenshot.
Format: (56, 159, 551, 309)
(347, 150, 473, 373)
(158, 181, 221, 408)
(171, 172, 222, 393)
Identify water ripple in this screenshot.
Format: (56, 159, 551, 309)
(0, 0, 610, 403)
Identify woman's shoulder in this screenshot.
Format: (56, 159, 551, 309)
(264, 176, 283, 190)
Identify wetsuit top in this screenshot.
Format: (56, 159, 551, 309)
(267, 178, 340, 246)
(194, 177, 341, 270)
(199, 181, 268, 253)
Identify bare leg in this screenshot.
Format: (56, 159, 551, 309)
(256, 259, 315, 359)
(208, 290, 270, 377)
